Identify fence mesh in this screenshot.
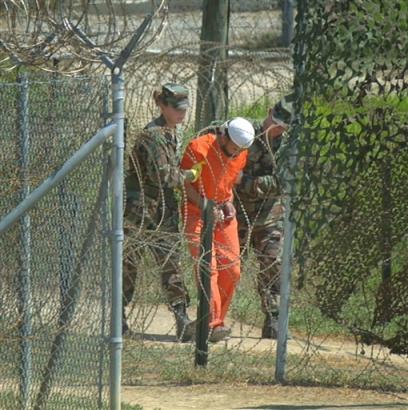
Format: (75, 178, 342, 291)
(0, 74, 112, 409)
(120, 2, 294, 389)
(278, 0, 408, 385)
(121, 0, 408, 394)
(1, 0, 408, 408)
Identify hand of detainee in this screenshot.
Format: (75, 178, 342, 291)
(185, 161, 205, 182)
(213, 206, 225, 224)
(222, 201, 236, 222)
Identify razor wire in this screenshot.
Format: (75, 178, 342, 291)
(1, 0, 408, 406)
(0, 0, 289, 74)
(120, 0, 408, 394)
(0, 0, 168, 73)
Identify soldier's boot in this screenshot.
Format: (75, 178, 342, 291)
(261, 314, 292, 340)
(172, 303, 195, 343)
(122, 280, 134, 336)
(262, 314, 279, 339)
(122, 307, 130, 336)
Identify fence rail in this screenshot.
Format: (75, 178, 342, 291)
(0, 1, 407, 408)
(0, 74, 117, 409)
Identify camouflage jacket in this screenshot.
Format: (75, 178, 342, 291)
(235, 121, 284, 228)
(125, 115, 185, 231)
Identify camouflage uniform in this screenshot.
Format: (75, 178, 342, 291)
(124, 114, 190, 317)
(235, 121, 284, 332)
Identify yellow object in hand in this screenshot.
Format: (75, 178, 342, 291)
(188, 161, 205, 183)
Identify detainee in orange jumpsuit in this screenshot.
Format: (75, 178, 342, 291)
(180, 117, 255, 343)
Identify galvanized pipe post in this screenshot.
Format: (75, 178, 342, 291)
(275, 188, 295, 382)
(282, 0, 294, 47)
(109, 67, 125, 410)
(275, 0, 306, 383)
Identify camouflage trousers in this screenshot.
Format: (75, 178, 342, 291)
(238, 222, 283, 317)
(123, 230, 190, 309)
(123, 197, 190, 310)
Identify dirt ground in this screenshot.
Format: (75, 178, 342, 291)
(122, 305, 408, 410)
(122, 384, 408, 410)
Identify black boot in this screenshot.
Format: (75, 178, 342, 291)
(122, 308, 130, 336)
(262, 314, 279, 339)
(172, 303, 195, 342)
(262, 314, 292, 340)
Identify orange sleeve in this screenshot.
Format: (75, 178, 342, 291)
(181, 134, 211, 170)
(181, 139, 198, 170)
(180, 143, 195, 170)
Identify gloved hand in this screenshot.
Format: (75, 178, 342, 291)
(185, 161, 205, 183)
(222, 201, 236, 222)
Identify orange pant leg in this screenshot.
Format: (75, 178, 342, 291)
(213, 218, 241, 325)
(184, 214, 221, 328)
(184, 213, 241, 329)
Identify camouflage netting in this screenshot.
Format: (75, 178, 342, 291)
(284, 0, 408, 354)
(2, 0, 407, 405)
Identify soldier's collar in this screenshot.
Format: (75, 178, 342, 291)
(155, 115, 167, 127)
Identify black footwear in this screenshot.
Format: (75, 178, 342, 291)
(122, 307, 131, 336)
(262, 315, 278, 339)
(209, 326, 231, 343)
(261, 315, 292, 339)
(172, 303, 195, 342)
(122, 318, 130, 336)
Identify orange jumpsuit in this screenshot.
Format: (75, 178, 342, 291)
(180, 133, 248, 329)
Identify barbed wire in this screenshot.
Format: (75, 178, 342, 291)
(0, 0, 168, 72)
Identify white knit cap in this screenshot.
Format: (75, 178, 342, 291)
(225, 117, 255, 148)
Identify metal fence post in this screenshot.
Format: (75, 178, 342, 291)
(282, 0, 294, 47)
(195, 199, 214, 367)
(110, 68, 125, 410)
(68, 17, 154, 408)
(17, 72, 33, 410)
(275, 189, 295, 382)
(275, 0, 306, 383)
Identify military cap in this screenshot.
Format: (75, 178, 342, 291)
(162, 83, 189, 110)
(271, 93, 295, 126)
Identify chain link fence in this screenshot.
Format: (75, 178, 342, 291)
(0, 74, 113, 409)
(1, 0, 407, 408)
(121, 0, 408, 394)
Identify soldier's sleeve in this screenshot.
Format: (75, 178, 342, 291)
(239, 174, 280, 199)
(274, 133, 291, 185)
(140, 130, 186, 188)
(126, 130, 145, 176)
